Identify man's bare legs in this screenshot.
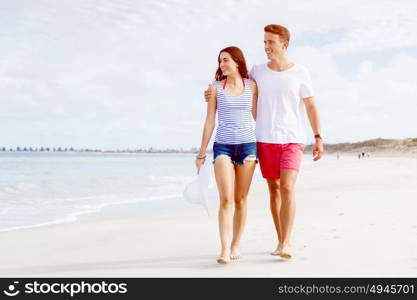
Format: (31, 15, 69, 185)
(267, 169, 299, 258)
(230, 157, 256, 259)
(267, 178, 282, 255)
(278, 169, 299, 258)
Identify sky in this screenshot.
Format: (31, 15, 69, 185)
(1, 0, 417, 150)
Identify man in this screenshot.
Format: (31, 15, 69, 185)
(205, 24, 323, 259)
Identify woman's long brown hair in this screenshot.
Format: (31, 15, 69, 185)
(215, 46, 249, 81)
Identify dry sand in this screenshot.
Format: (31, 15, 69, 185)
(1, 154, 416, 277)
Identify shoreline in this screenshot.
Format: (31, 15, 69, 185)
(1, 152, 416, 233)
(1, 151, 417, 157)
(0, 193, 208, 233)
(1, 155, 416, 277)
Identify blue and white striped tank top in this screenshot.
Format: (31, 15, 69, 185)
(214, 78, 256, 144)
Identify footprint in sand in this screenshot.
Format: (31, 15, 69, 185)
(337, 213, 344, 216)
(329, 228, 337, 233)
(332, 235, 341, 239)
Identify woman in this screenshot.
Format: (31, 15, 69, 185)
(195, 46, 258, 264)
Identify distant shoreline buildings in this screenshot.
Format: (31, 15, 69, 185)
(0, 146, 202, 154)
(1, 138, 417, 154)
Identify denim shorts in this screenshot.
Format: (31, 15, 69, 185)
(212, 142, 258, 165)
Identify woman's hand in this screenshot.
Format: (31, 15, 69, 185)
(195, 157, 206, 174)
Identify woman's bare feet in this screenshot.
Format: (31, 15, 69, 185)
(216, 257, 230, 264)
(216, 249, 231, 264)
(230, 246, 241, 260)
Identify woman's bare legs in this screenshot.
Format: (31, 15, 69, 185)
(214, 156, 235, 263)
(230, 157, 256, 259)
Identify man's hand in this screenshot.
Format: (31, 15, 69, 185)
(204, 84, 215, 102)
(312, 139, 324, 161)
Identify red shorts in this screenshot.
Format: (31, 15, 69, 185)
(257, 142, 305, 179)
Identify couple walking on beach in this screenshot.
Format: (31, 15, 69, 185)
(196, 24, 323, 264)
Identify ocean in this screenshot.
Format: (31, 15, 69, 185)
(0, 152, 319, 231)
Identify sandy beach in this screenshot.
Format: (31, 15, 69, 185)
(1, 154, 416, 277)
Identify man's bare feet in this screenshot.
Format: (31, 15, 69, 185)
(271, 244, 282, 256)
(230, 246, 241, 260)
(279, 243, 292, 259)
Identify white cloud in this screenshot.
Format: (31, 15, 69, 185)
(1, 0, 417, 149)
(292, 46, 417, 142)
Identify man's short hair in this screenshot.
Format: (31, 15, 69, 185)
(264, 24, 290, 48)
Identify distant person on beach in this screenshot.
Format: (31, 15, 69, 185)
(358, 152, 361, 159)
(205, 24, 323, 259)
(196, 46, 258, 264)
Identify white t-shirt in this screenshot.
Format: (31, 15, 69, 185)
(249, 63, 314, 145)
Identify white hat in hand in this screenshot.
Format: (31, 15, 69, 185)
(183, 164, 210, 215)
